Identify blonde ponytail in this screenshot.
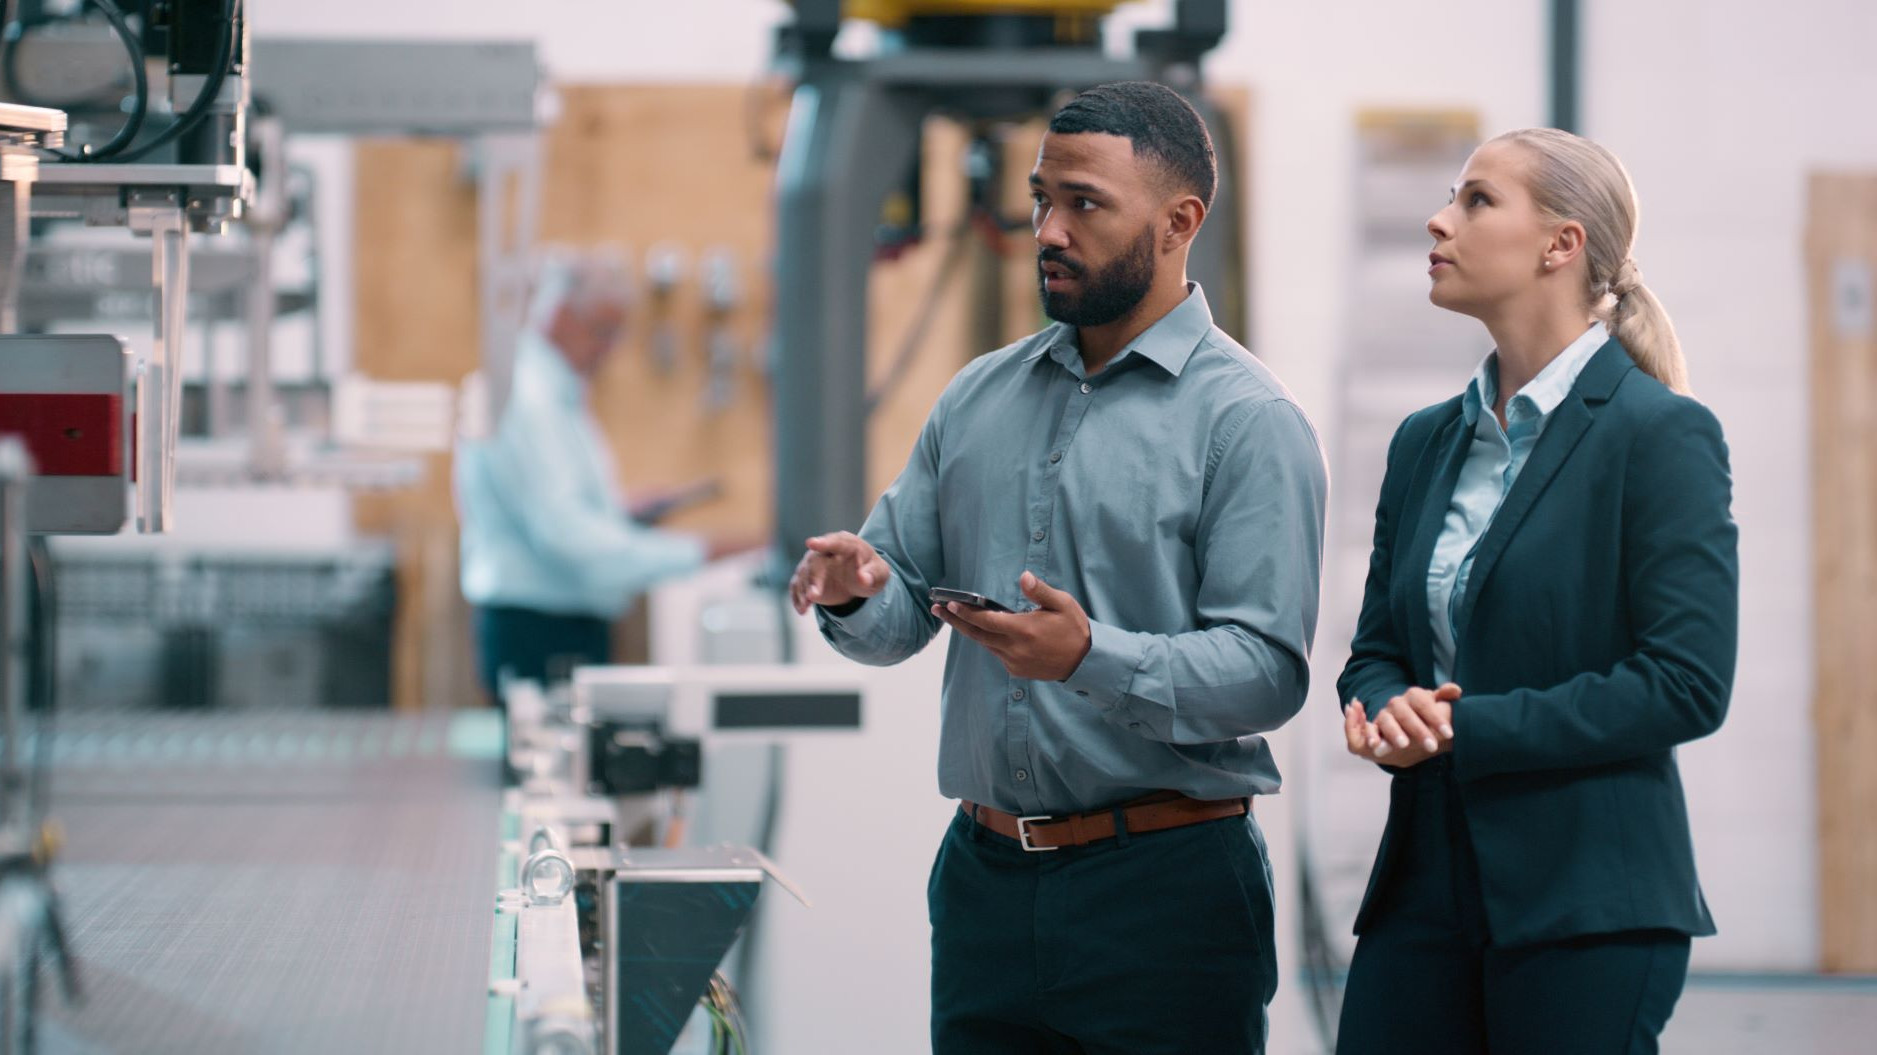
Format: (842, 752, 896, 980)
(1493, 128, 1692, 395)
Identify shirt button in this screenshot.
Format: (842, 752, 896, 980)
(1049, 450, 1062, 464)
(1015, 769, 1029, 782)
(1080, 382, 1092, 395)
(1011, 688, 1025, 701)
(1032, 529, 1045, 542)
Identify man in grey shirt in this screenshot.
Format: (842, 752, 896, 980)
(788, 82, 1326, 1054)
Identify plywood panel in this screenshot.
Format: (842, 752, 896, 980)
(1806, 172, 1877, 972)
(352, 139, 480, 712)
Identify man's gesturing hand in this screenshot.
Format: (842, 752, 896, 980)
(932, 571, 1092, 682)
(789, 532, 891, 615)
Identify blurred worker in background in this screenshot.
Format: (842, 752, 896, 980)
(455, 248, 728, 702)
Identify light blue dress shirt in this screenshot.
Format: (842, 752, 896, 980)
(1427, 322, 1609, 684)
(817, 285, 1329, 816)
(455, 333, 706, 620)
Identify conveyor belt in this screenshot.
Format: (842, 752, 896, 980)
(33, 710, 504, 1054)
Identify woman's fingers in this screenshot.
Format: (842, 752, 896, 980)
(1374, 711, 1406, 757)
(1401, 688, 1453, 744)
(1387, 695, 1439, 754)
(1344, 702, 1371, 755)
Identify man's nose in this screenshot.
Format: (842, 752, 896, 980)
(1034, 209, 1069, 249)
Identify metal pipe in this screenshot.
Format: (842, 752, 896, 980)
(138, 212, 189, 532)
(0, 438, 30, 847)
(1549, 0, 1580, 132)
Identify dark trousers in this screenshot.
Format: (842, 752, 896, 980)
(929, 805, 1277, 1055)
(1337, 762, 1690, 1055)
(472, 605, 611, 700)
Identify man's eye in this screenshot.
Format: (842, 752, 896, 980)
(1075, 197, 1097, 211)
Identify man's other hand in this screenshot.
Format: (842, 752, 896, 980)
(932, 571, 1092, 681)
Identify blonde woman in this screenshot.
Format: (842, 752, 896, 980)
(1335, 128, 1737, 1053)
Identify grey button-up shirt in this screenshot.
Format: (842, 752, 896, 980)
(818, 285, 1328, 815)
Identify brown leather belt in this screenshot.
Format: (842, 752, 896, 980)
(960, 791, 1251, 852)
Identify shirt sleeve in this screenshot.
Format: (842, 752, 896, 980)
(815, 391, 949, 666)
(1062, 398, 1329, 744)
(1449, 398, 1738, 780)
(476, 399, 706, 614)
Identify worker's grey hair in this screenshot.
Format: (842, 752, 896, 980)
(526, 247, 633, 332)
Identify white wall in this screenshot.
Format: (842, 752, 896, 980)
(248, 0, 789, 81)
(245, 0, 1850, 974)
(1140, 0, 1839, 972)
(1579, 0, 1877, 970)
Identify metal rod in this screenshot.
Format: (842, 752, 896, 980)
(139, 212, 190, 532)
(245, 116, 288, 477)
(0, 439, 30, 846)
(1549, 0, 1580, 132)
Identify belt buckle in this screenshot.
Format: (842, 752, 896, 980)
(1016, 814, 1058, 852)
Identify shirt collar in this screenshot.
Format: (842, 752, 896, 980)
(519, 329, 587, 406)
(1462, 320, 1609, 426)
(1023, 282, 1214, 378)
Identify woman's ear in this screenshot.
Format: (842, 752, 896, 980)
(1548, 219, 1588, 266)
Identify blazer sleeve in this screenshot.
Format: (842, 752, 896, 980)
(1450, 397, 1738, 781)
(1337, 415, 1421, 721)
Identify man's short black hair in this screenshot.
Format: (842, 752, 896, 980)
(1047, 81, 1217, 209)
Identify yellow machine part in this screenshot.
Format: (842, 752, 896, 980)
(836, 1, 1131, 28)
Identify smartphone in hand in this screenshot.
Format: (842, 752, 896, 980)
(928, 587, 1013, 613)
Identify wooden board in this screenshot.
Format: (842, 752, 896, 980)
(1806, 172, 1877, 972)
(353, 82, 1249, 710)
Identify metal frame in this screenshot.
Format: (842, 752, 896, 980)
(8, 36, 549, 527)
(29, 162, 251, 532)
(769, 4, 1241, 552)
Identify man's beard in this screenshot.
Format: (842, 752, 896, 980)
(1038, 225, 1157, 327)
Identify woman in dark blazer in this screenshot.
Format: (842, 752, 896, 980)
(1334, 127, 1737, 1054)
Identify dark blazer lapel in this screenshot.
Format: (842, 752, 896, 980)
(1400, 411, 1472, 686)
(1453, 341, 1635, 634)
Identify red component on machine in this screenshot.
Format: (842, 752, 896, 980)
(0, 393, 124, 476)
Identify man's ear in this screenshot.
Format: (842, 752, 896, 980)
(1164, 194, 1206, 253)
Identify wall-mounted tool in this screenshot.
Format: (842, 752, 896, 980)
(644, 243, 686, 376)
(699, 248, 740, 413)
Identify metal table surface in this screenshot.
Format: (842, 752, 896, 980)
(32, 709, 504, 1054)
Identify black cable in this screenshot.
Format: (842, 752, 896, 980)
(108, 0, 239, 164)
(8, 1, 149, 162)
(863, 214, 973, 417)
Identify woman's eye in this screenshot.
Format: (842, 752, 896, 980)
(1468, 191, 1490, 207)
